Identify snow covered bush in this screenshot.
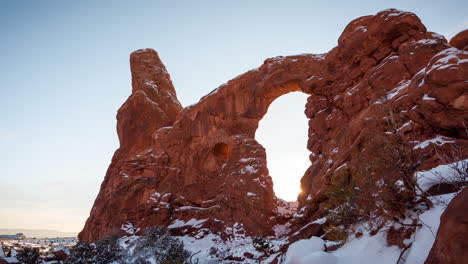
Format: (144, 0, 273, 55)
(64, 243, 95, 264)
(66, 226, 191, 264)
(65, 236, 122, 264)
(16, 247, 40, 264)
(121, 226, 190, 264)
(251, 236, 270, 252)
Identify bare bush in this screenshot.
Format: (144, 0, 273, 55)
(431, 146, 468, 191)
(322, 97, 435, 240)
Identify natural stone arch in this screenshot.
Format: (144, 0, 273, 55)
(255, 91, 310, 201)
(80, 50, 324, 241)
(79, 9, 468, 242)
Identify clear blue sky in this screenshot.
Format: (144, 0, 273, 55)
(1, 0, 466, 233)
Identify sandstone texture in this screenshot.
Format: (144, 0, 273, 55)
(79, 8, 468, 249)
(450, 29, 468, 50)
(425, 188, 468, 264)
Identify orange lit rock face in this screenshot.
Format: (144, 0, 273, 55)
(117, 49, 183, 156)
(449, 29, 468, 50)
(79, 9, 468, 242)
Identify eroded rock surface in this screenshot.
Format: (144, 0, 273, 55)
(450, 29, 468, 50)
(79, 9, 467, 244)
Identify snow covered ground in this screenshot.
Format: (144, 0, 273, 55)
(0, 237, 77, 254)
(172, 162, 463, 263)
(2, 162, 457, 264)
(278, 161, 465, 264)
(114, 187, 456, 264)
(416, 159, 467, 192)
(281, 192, 456, 264)
(0, 238, 76, 263)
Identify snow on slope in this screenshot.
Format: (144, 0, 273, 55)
(403, 193, 457, 263)
(280, 192, 456, 264)
(280, 162, 463, 264)
(416, 159, 467, 191)
(138, 188, 455, 264)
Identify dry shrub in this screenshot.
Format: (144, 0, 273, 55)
(322, 99, 433, 241)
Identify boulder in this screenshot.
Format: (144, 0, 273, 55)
(425, 188, 468, 264)
(449, 29, 468, 50)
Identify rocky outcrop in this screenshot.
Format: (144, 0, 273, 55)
(425, 188, 468, 264)
(450, 29, 468, 50)
(79, 8, 468, 243)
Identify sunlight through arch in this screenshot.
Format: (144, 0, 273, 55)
(255, 91, 310, 201)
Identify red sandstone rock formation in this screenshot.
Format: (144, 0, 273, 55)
(79, 9, 467, 246)
(450, 29, 468, 50)
(425, 188, 468, 264)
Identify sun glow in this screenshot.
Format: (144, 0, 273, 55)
(255, 92, 310, 201)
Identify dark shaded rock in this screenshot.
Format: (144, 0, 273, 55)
(425, 188, 468, 264)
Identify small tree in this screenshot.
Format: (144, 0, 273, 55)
(322, 169, 361, 241)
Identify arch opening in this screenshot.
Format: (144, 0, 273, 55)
(255, 91, 310, 201)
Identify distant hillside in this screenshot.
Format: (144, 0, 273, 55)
(0, 229, 77, 238)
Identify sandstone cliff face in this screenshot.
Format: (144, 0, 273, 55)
(79, 9, 467, 244)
